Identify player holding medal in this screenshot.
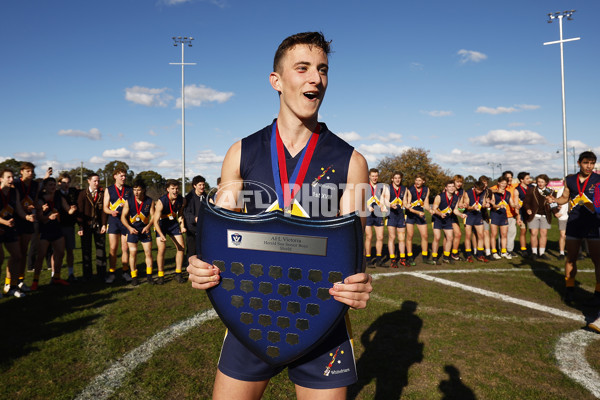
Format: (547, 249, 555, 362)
(187, 32, 372, 399)
(121, 180, 155, 286)
(547, 151, 600, 306)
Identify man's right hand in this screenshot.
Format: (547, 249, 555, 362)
(187, 256, 221, 290)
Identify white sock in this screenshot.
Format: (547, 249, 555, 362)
(485, 249, 491, 256)
(532, 247, 538, 255)
(539, 248, 545, 255)
(560, 251, 565, 255)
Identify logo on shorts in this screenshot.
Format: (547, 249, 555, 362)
(230, 233, 242, 246)
(323, 346, 344, 376)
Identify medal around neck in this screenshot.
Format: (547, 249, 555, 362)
(197, 204, 363, 366)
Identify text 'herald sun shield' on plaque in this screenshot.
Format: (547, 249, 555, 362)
(198, 205, 363, 366)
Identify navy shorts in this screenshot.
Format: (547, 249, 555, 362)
(40, 226, 63, 242)
(406, 212, 426, 226)
(490, 212, 508, 226)
(127, 229, 152, 244)
(159, 219, 182, 236)
(366, 214, 384, 227)
(61, 226, 76, 250)
(108, 216, 129, 235)
(466, 212, 483, 226)
(217, 316, 357, 389)
(0, 226, 18, 243)
(387, 212, 406, 228)
(433, 215, 453, 230)
(16, 218, 34, 235)
(565, 217, 600, 240)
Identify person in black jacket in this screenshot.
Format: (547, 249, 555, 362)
(183, 175, 206, 264)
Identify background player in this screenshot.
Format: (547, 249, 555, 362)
(382, 171, 406, 268)
(121, 180, 154, 286)
(364, 168, 386, 266)
(154, 179, 186, 284)
(404, 173, 430, 266)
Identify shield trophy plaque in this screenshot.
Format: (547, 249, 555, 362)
(198, 204, 363, 367)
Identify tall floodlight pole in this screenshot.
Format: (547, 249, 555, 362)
(544, 10, 580, 178)
(170, 36, 196, 192)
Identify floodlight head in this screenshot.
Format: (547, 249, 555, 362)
(172, 36, 176, 39)
(567, 17, 573, 20)
(189, 37, 194, 40)
(178, 36, 182, 39)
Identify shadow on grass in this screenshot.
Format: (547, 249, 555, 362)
(525, 252, 598, 322)
(438, 364, 477, 399)
(0, 281, 128, 371)
(348, 300, 423, 400)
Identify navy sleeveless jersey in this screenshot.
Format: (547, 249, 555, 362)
(565, 173, 600, 222)
(466, 189, 483, 214)
(240, 121, 354, 219)
(14, 179, 39, 211)
(408, 185, 429, 212)
(158, 194, 183, 219)
(107, 184, 132, 217)
(492, 190, 511, 219)
(389, 184, 406, 216)
(127, 196, 153, 230)
(0, 187, 18, 220)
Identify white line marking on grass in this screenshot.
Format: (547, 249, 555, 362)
(75, 308, 218, 400)
(404, 271, 583, 323)
(371, 268, 595, 280)
(556, 330, 600, 398)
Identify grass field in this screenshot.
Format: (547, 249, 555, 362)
(2, 225, 600, 399)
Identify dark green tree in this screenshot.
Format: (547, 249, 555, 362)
(377, 148, 452, 197)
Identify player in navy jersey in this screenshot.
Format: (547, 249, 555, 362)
(404, 173, 430, 266)
(489, 176, 516, 260)
(32, 177, 75, 289)
(14, 162, 39, 292)
(460, 181, 489, 263)
(154, 179, 186, 284)
(431, 180, 461, 264)
(364, 168, 387, 266)
(186, 32, 372, 399)
(1, 169, 35, 297)
(515, 172, 533, 257)
(103, 168, 133, 284)
(547, 151, 600, 307)
(382, 172, 407, 268)
(450, 175, 465, 261)
(121, 180, 155, 286)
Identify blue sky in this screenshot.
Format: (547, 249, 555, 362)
(1, 0, 598, 186)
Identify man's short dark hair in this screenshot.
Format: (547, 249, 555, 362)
(536, 174, 550, 184)
(132, 179, 146, 190)
(473, 181, 485, 191)
(20, 162, 35, 171)
(517, 171, 529, 181)
(578, 151, 597, 164)
(192, 175, 206, 186)
(369, 168, 379, 174)
(478, 175, 489, 184)
(392, 171, 403, 180)
(166, 179, 179, 189)
(87, 173, 99, 180)
(273, 32, 331, 73)
(501, 170, 513, 178)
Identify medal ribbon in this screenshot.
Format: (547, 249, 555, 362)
(135, 198, 143, 218)
(576, 173, 591, 202)
(472, 189, 480, 206)
(115, 184, 124, 200)
(393, 185, 402, 201)
(168, 196, 175, 217)
(270, 121, 320, 210)
(445, 192, 452, 213)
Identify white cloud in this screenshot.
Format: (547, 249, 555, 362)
(367, 133, 403, 143)
(89, 156, 106, 164)
(337, 131, 362, 142)
(132, 141, 158, 151)
(158, 159, 180, 169)
(517, 104, 541, 111)
(410, 62, 424, 71)
(196, 150, 224, 164)
(102, 148, 132, 158)
(476, 104, 541, 115)
(470, 130, 546, 147)
(58, 128, 102, 140)
(457, 49, 487, 64)
(125, 86, 172, 107)
(423, 110, 453, 117)
(135, 151, 161, 161)
(176, 84, 234, 108)
(14, 152, 46, 160)
(476, 106, 518, 115)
